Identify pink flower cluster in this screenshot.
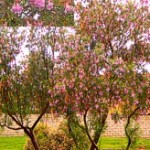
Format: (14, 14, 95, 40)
(47, 1, 54, 10)
(12, 0, 54, 14)
(12, 2, 23, 14)
(29, 0, 54, 10)
(30, 0, 45, 9)
(11, 0, 75, 15)
(65, 3, 74, 13)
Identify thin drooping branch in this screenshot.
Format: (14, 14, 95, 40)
(0, 122, 22, 130)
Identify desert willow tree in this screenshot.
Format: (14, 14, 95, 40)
(49, 30, 129, 150)
(120, 69, 149, 150)
(78, 0, 149, 150)
(48, 0, 150, 150)
(108, 58, 150, 150)
(0, 27, 58, 150)
(49, 35, 112, 150)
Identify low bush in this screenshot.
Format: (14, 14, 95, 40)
(24, 123, 74, 150)
(61, 116, 90, 150)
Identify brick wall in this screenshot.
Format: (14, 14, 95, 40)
(1, 114, 150, 137)
(103, 115, 150, 137)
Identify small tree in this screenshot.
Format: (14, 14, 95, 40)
(119, 69, 149, 150)
(0, 28, 56, 150)
(49, 0, 149, 149)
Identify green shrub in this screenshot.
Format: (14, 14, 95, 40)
(125, 119, 141, 149)
(24, 123, 74, 150)
(61, 118, 90, 150)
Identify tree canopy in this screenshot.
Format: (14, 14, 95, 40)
(0, 0, 149, 150)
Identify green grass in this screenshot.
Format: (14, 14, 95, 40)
(98, 137, 150, 150)
(0, 136, 150, 150)
(0, 136, 26, 150)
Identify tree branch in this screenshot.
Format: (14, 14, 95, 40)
(83, 108, 99, 150)
(31, 102, 49, 130)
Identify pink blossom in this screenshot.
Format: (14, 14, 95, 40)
(119, 68, 125, 73)
(138, 88, 142, 93)
(115, 90, 119, 95)
(124, 88, 128, 94)
(79, 84, 83, 88)
(95, 58, 99, 64)
(131, 92, 135, 98)
(69, 83, 74, 88)
(12, 2, 23, 14)
(79, 73, 84, 79)
(48, 90, 51, 94)
(79, 92, 83, 96)
(26, 20, 32, 26)
(65, 3, 74, 13)
(134, 100, 139, 105)
(141, 0, 148, 4)
(106, 88, 110, 92)
(95, 104, 99, 109)
(49, 102, 53, 107)
(29, 0, 35, 5)
(93, 87, 97, 90)
(114, 58, 123, 65)
(118, 98, 121, 102)
(47, 1, 53, 10)
(99, 91, 103, 96)
(54, 85, 59, 90)
(54, 100, 59, 104)
(61, 86, 65, 93)
(33, 0, 45, 9)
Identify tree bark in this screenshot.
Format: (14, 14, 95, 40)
(83, 109, 99, 150)
(24, 128, 39, 150)
(125, 106, 140, 150)
(29, 131, 39, 150)
(90, 110, 108, 150)
(125, 116, 132, 150)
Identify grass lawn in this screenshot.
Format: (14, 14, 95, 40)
(98, 137, 150, 150)
(0, 136, 150, 150)
(0, 136, 26, 150)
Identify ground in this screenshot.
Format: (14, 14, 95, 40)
(0, 136, 150, 150)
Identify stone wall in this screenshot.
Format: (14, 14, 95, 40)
(1, 114, 150, 137)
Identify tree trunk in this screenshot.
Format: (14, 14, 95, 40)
(125, 107, 140, 150)
(83, 109, 99, 150)
(125, 116, 131, 150)
(90, 128, 101, 150)
(90, 143, 99, 150)
(29, 131, 39, 150)
(90, 130, 101, 150)
(126, 137, 131, 150)
(67, 116, 78, 148)
(24, 129, 39, 150)
(90, 110, 108, 150)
